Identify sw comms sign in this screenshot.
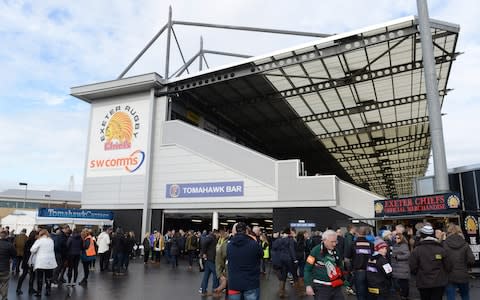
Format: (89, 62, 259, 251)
(86, 100, 150, 177)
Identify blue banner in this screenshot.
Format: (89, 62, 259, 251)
(166, 181, 244, 198)
(38, 208, 113, 220)
(290, 223, 316, 228)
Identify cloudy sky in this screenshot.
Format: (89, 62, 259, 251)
(1, 0, 479, 192)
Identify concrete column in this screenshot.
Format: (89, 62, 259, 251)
(212, 211, 219, 231)
(416, 0, 450, 192)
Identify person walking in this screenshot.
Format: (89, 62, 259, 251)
(260, 233, 270, 275)
(16, 230, 38, 295)
(199, 230, 219, 296)
(391, 234, 410, 300)
(227, 223, 263, 300)
(0, 229, 16, 300)
(214, 228, 229, 296)
(304, 230, 345, 300)
(79, 229, 96, 285)
(52, 225, 69, 284)
(409, 224, 452, 300)
(97, 227, 112, 272)
(443, 224, 475, 300)
(366, 239, 392, 300)
(65, 228, 82, 286)
(153, 231, 164, 264)
(185, 230, 199, 270)
(142, 232, 151, 265)
(271, 228, 299, 298)
(13, 228, 28, 275)
(30, 229, 57, 297)
(348, 226, 373, 300)
(170, 232, 180, 269)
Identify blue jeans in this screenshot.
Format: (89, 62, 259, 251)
(446, 282, 469, 300)
(354, 270, 368, 300)
(113, 252, 124, 273)
(200, 260, 218, 293)
(228, 288, 260, 300)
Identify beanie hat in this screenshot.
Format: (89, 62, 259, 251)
(374, 239, 388, 251)
(381, 230, 392, 239)
(420, 224, 434, 237)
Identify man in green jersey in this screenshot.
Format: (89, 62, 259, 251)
(304, 230, 345, 300)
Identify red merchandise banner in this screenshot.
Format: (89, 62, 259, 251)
(374, 193, 461, 217)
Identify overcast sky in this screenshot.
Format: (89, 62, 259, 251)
(1, 0, 479, 192)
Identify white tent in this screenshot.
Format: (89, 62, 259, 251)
(1, 210, 113, 234)
(1, 210, 36, 234)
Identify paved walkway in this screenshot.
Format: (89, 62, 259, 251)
(6, 258, 480, 299)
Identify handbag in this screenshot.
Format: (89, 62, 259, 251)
(28, 253, 36, 267)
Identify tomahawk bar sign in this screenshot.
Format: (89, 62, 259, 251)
(166, 181, 244, 198)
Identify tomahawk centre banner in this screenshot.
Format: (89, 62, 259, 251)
(166, 181, 244, 198)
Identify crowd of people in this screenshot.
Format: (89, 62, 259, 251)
(0, 220, 476, 300)
(0, 225, 138, 299)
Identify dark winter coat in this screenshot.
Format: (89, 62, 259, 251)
(344, 232, 355, 259)
(351, 236, 374, 271)
(366, 253, 392, 297)
(295, 238, 306, 261)
(391, 242, 410, 279)
(170, 237, 179, 256)
(227, 233, 263, 292)
(443, 234, 475, 284)
(271, 237, 296, 268)
(142, 237, 151, 252)
(336, 235, 345, 261)
(21, 238, 36, 268)
(111, 234, 126, 255)
(409, 237, 452, 288)
(66, 232, 82, 256)
(200, 233, 217, 262)
(0, 238, 16, 272)
(53, 231, 68, 258)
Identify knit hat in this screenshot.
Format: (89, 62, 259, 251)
(420, 224, 434, 237)
(374, 239, 388, 251)
(381, 230, 392, 239)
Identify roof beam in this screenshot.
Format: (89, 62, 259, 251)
(328, 134, 430, 152)
(207, 52, 454, 113)
(319, 116, 430, 139)
(241, 90, 447, 130)
(166, 25, 420, 93)
(342, 155, 429, 171)
(337, 144, 430, 162)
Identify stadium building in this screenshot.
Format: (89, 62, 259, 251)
(71, 12, 459, 236)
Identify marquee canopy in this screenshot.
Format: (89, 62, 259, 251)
(165, 16, 460, 196)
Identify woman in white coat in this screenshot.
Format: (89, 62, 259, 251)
(30, 229, 57, 297)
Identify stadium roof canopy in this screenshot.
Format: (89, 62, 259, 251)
(162, 16, 460, 197)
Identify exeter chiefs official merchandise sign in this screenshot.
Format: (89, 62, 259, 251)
(166, 181, 244, 198)
(86, 100, 150, 177)
(374, 192, 461, 217)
